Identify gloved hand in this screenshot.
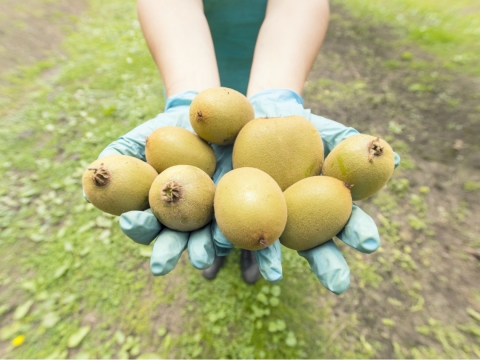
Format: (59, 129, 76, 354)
(87, 90, 282, 282)
(212, 88, 400, 294)
(91, 90, 220, 275)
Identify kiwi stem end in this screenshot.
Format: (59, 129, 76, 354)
(196, 111, 204, 122)
(89, 164, 111, 187)
(161, 181, 184, 204)
(368, 137, 384, 162)
(258, 232, 268, 248)
(344, 182, 354, 190)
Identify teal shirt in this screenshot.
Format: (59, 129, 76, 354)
(203, 0, 267, 95)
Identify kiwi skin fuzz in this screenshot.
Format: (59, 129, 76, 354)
(149, 165, 216, 232)
(145, 126, 216, 176)
(232, 115, 324, 191)
(214, 167, 287, 251)
(280, 176, 352, 251)
(322, 134, 395, 201)
(189, 87, 254, 145)
(82, 155, 158, 216)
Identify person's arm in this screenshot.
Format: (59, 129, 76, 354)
(247, 0, 330, 97)
(137, 0, 220, 97)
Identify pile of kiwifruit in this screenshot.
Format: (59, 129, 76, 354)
(82, 87, 395, 251)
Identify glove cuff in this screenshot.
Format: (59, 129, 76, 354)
(249, 88, 304, 106)
(249, 88, 309, 118)
(164, 90, 199, 112)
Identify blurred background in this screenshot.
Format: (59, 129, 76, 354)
(0, 0, 479, 358)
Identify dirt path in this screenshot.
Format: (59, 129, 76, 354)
(308, 4, 480, 358)
(0, 0, 87, 77)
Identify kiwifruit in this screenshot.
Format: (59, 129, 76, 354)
(149, 165, 215, 232)
(322, 135, 395, 200)
(145, 126, 216, 176)
(280, 176, 353, 251)
(189, 87, 254, 145)
(232, 115, 324, 191)
(82, 155, 158, 216)
(214, 167, 287, 251)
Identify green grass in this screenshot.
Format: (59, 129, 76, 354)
(1, 0, 480, 358)
(332, 0, 480, 75)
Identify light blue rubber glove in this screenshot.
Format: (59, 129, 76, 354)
(93, 91, 219, 275)
(212, 88, 400, 294)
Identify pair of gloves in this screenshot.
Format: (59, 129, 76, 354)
(94, 89, 400, 295)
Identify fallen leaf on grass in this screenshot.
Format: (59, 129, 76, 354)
(54, 264, 70, 279)
(115, 330, 126, 345)
(42, 312, 61, 328)
(13, 300, 34, 320)
(138, 353, 162, 359)
(157, 326, 167, 337)
(382, 318, 396, 327)
(139, 247, 152, 258)
(0, 304, 11, 317)
(0, 322, 21, 340)
(67, 325, 91, 348)
(285, 331, 297, 347)
(467, 308, 480, 323)
(45, 349, 68, 359)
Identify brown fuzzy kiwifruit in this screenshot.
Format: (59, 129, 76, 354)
(145, 126, 216, 176)
(189, 87, 254, 145)
(149, 165, 215, 232)
(214, 167, 287, 251)
(82, 155, 157, 216)
(322, 134, 395, 200)
(232, 115, 324, 191)
(280, 176, 352, 251)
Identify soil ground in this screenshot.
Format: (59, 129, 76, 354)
(305, 4, 480, 357)
(0, 0, 87, 77)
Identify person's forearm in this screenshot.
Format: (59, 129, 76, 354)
(247, 0, 330, 97)
(137, 0, 220, 97)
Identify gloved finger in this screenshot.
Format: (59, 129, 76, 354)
(97, 117, 174, 160)
(211, 144, 233, 185)
(98, 147, 122, 159)
(249, 89, 309, 118)
(298, 240, 350, 295)
(211, 219, 233, 256)
(150, 228, 189, 276)
(187, 225, 215, 270)
(336, 204, 380, 254)
(254, 240, 283, 283)
(98, 92, 197, 160)
(394, 152, 401, 169)
(119, 209, 162, 245)
(309, 114, 360, 156)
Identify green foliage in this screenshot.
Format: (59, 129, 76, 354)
(410, 318, 480, 358)
(464, 181, 480, 192)
(174, 249, 331, 359)
(332, 0, 480, 76)
(303, 78, 371, 110)
(388, 178, 410, 197)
